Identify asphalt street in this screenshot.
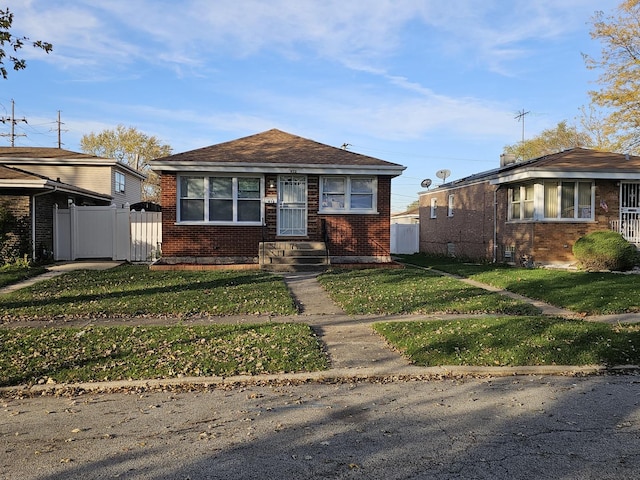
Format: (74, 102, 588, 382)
(2, 374, 640, 479)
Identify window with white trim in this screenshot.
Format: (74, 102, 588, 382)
(115, 171, 126, 194)
(508, 181, 594, 221)
(319, 176, 376, 213)
(509, 184, 534, 220)
(543, 181, 593, 219)
(447, 194, 454, 217)
(430, 198, 437, 218)
(178, 176, 262, 223)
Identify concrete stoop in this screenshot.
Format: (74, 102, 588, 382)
(260, 241, 329, 272)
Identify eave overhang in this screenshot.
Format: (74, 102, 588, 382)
(490, 169, 640, 185)
(151, 161, 406, 177)
(0, 179, 113, 202)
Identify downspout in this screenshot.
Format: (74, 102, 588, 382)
(31, 187, 57, 261)
(493, 186, 499, 263)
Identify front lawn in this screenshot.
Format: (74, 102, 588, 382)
(0, 265, 297, 321)
(0, 263, 48, 288)
(0, 323, 328, 387)
(318, 268, 539, 315)
(398, 254, 640, 315)
(374, 317, 640, 367)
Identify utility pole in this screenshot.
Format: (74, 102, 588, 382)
(0, 99, 27, 146)
(515, 109, 530, 144)
(56, 110, 64, 148)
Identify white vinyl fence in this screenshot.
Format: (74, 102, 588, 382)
(54, 204, 162, 262)
(390, 223, 419, 254)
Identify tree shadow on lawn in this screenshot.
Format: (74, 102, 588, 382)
(0, 269, 290, 318)
(495, 271, 640, 315)
(395, 317, 640, 367)
(0, 323, 301, 387)
(321, 269, 539, 315)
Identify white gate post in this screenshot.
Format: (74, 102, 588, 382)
(53, 203, 59, 260)
(110, 203, 117, 261)
(70, 203, 78, 260)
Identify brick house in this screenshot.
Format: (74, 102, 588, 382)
(419, 148, 640, 265)
(150, 129, 406, 268)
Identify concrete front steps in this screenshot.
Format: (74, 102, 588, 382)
(259, 241, 329, 272)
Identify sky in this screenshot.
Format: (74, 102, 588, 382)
(1, 0, 620, 212)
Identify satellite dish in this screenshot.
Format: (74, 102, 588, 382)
(436, 169, 451, 183)
(420, 178, 432, 189)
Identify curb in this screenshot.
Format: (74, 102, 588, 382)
(3, 365, 638, 397)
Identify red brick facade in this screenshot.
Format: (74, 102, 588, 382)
(160, 173, 393, 264)
(420, 179, 622, 265)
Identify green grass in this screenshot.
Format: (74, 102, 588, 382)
(0, 323, 328, 386)
(374, 317, 640, 367)
(0, 263, 48, 288)
(318, 268, 539, 315)
(0, 265, 297, 321)
(398, 254, 640, 315)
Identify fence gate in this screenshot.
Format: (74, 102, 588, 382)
(390, 223, 419, 254)
(54, 205, 162, 262)
(130, 210, 162, 262)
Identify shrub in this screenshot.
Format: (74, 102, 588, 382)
(573, 231, 638, 271)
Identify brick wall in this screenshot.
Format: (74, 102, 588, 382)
(160, 173, 394, 262)
(500, 180, 619, 264)
(420, 179, 621, 264)
(321, 176, 391, 259)
(0, 195, 31, 260)
(419, 181, 495, 259)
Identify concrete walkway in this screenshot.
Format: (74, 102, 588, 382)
(0, 260, 123, 295)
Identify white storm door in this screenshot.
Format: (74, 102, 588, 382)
(620, 182, 640, 243)
(278, 175, 307, 236)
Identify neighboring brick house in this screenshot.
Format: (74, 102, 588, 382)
(0, 165, 111, 261)
(150, 129, 406, 267)
(419, 148, 640, 265)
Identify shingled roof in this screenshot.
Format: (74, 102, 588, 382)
(0, 146, 146, 179)
(151, 129, 405, 175)
(432, 148, 640, 190)
(0, 147, 97, 160)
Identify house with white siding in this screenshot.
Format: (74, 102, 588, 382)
(0, 147, 146, 261)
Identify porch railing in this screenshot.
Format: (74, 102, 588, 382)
(610, 219, 640, 245)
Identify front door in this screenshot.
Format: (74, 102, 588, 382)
(620, 182, 640, 244)
(278, 175, 307, 236)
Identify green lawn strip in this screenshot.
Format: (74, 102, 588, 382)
(0, 323, 328, 387)
(397, 254, 640, 315)
(373, 317, 640, 367)
(318, 268, 539, 315)
(466, 269, 640, 315)
(0, 264, 48, 288)
(0, 265, 297, 320)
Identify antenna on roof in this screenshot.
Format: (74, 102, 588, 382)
(515, 108, 530, 144)
(341, 143, 352, 150)
(420, 178, 432, 189)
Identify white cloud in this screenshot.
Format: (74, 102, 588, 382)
(6, 0, 613, 77)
